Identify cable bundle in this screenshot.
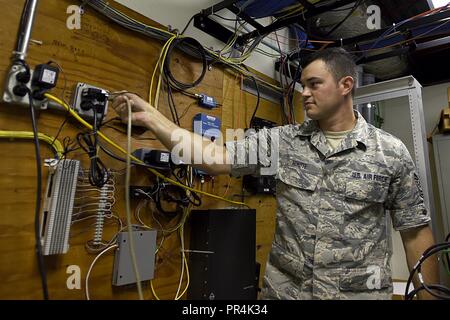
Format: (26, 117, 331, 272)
(405, 233, 450, 300)
(77, 130, 109, 188)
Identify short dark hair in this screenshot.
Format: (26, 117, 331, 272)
(301, 48, 357, 96)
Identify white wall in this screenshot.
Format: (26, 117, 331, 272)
(380, 81, 450, 280)
(115, 0, 291, 78)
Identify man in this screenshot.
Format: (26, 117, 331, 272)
(112, 48, 438, 299)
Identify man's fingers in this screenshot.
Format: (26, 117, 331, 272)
(111, 95, 126, 109)
(113, 102, 129, 120)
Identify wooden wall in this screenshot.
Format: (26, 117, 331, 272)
(0, 0, 302, 299)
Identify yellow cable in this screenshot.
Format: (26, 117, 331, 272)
(205, 47, 284, 92)
(150, 258, 189, 300)
(149, 35, 177, 106)
(44, 93, 247, 207)
(150, 279, 160, 300)
(90, 0, 284, 92)
(0, 130, 64, 158)
(150, 249, 189, 300)
(154, 36, 177, 109)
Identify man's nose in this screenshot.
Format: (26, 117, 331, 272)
(301, 86, 311, 97)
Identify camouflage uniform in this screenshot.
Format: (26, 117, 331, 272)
(226, 111, 430, 300)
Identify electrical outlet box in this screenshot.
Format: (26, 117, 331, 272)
(112, 230, 157, 286)
(2, 64, 49, 109)
(71, 82, 109, 122)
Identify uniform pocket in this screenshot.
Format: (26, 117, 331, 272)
(345, 179, 389, 203)
(343, 178, 389, 240)
(278, 154, 320, 192)
(339, 265, 391, 292)
(270, 243, 305, 280)
(278, 170, 319, 191)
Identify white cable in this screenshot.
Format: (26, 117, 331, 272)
(85, 244, 118, 300)
(174, 169, 192, 299)
(124, 96, 144, 300)
(175, 222, 185, 299)
(135, 200, 165, 254)
(175, 168, 190, 299)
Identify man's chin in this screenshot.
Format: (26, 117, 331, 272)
(305, 110, 320, 120)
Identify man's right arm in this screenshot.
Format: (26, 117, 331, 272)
(112, 93, 231, 176)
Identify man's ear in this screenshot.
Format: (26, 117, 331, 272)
(339, 76, 354, 96)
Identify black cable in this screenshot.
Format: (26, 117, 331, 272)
(97, 141, 171, 171)
(417, 241, 450, 300)
(27, 89, 49, 300)
(248, 76, 260, 128)
(178, 89, 198, 99)
(405, 242, 450, 300)
(178, 101, 196, 121)
(97, 142, 202, 206)
(163, 37, 207, 91)
(77, 124, 109, 188)
(445, 232, 450, 269)
(287, 61, 302, 122)
(162, 37, 207, 128)
(420, 272, 450, 300)
(51, 110, 71, 155)
(180, 15, 195, 35)
(324, 0, 363, 37)
(406, 284, 450, 300)
(170, 166, 202, 206)
(167, 82, 181, 126)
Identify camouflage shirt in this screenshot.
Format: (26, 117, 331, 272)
(226, 111, 430, 300)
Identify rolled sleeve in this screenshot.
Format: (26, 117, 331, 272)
(225, 127, 277, 178)
(225, 135, 258, 178)
(386, 143, 430, 231)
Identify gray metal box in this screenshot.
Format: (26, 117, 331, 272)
(112, 230, 157, 286)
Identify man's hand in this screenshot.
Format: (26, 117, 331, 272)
(111, 93, 153, 128)
(109, 90, 231, 176)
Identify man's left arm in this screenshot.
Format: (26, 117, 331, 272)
(386, 142, 438, 299)
(400, 225, 439, 300)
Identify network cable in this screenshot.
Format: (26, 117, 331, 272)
(44, 93, 248, 208)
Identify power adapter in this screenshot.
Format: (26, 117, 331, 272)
(132, 148, 171, 170)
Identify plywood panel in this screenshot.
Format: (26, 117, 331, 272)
(0, 0, 303, 299)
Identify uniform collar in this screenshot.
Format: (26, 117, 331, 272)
(296, 110, 369, 147)
(295, 110, 370, 157)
